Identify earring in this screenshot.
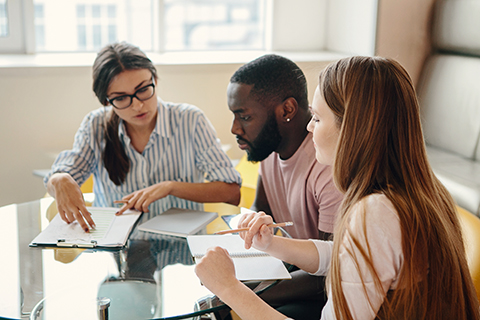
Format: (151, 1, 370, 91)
(286, 118, 291, 122)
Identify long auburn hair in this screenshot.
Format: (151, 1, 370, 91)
(92, 42, 158, 185)
(322, 56, 479, 319)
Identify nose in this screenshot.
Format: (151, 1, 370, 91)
(131, 96, 144, 111)
(307, 116, 315, 132)
(307, 119, 313, 132)
(231, 118, 244, 136)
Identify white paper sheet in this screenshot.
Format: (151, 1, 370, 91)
(187, 234, 291, 281)
(30, 207, 141, 248)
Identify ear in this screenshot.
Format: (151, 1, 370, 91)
(277, 97, 298, 124)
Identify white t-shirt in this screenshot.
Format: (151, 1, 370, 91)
(310, 193, 404, 320)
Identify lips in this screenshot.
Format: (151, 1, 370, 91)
(236, 138, 250, 150)
(135, 112, 147, 119)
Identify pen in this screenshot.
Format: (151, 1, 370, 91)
(215, 222, 294, 235)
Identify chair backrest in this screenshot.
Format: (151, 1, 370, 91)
(81, 175, 94, 193)
(235, 154, 260, 208)
(457, 206, 480, 302)
(418, 0, 480, 160)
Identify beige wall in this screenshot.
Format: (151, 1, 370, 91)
(0, 60, 330, 206)
(375, 0, 437, 86)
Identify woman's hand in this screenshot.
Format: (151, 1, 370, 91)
(195, 247, 288, 320)
(238, 211, 274, 251)
(48, 173, 95, 232)
(194, 247, 240, 295)
(116, 181, 173, 215)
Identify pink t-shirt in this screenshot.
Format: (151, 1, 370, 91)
(259, 133, 343, 239)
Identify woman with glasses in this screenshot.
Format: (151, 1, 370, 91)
(44, 42, 241, 233)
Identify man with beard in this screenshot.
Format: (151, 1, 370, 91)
(228, 54, 342, 240)
(226, 54, 343, 319)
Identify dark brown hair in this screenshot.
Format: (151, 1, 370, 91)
(92, 42, 157, 185)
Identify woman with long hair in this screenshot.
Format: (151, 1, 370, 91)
(195, 56, 480, 319)
(45, 42, 241, 232)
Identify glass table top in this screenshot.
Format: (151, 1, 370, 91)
(0, 196, 288, 320)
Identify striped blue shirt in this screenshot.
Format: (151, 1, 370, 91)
(44, 100, 241, 239)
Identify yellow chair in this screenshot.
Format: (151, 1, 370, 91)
(80, 175, 94, 193)
(457, 206, 480, 302)
(204, 154, 260, 234)
(235, 154, 260, 209)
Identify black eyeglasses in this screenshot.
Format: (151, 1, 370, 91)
(106, 81, 156, 110)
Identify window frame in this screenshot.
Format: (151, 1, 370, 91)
(0, 0, 35, 53)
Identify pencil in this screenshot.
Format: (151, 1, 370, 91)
(113, 200, 129, 204)
(215, 222, 294, 235)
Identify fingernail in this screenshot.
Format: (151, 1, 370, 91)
(115, 211, 120, 216)
(84, 228, 89, 232)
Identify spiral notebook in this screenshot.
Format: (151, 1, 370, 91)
(187, 234, 291, 281)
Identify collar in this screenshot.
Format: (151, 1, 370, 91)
(156, 98, 171, 138)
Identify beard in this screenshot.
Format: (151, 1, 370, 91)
(240, 116, 282, 162)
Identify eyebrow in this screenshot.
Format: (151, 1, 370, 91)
(109, 78, 153, 96)
(231, 109, 245, 115)
(308, 106, 320, 118)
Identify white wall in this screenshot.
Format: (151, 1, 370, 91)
(0, 59, 331, 206)
(271, 0, 327, 51)
(327, 0, 378, 56)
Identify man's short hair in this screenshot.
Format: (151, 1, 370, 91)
(230, 54, 308, 109)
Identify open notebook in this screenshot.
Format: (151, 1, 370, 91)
(187, 234, 291, 281)
(29, 207, 142, 249)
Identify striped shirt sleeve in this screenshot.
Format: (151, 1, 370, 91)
(191, 107, 242, 185)
(43, 110, 102, 188)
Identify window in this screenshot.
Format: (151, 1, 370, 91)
(27, 0, 266, 53)
(0, 0, 8, 37)
(34, 3, 45, 50)
(31, 0, 154, 52)
(163, 0, 266, 51)
(0, 0, 26, 53)
(0, 0, 378, 57)
(75, 3, 118, 51)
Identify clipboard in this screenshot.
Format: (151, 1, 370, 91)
(29, 207, 142, 249)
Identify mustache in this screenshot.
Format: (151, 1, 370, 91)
(236, 136, 257, 151)
(236, 136, 250, 146)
